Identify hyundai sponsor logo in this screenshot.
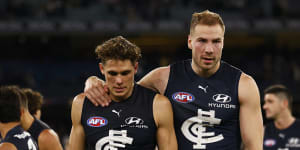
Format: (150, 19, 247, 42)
(209, 94, 236, 109)
(286, 137, 300, 148)
(121, 117, 148, 129)
(125, 117, 144, 125)
(212, 94, 231, 103)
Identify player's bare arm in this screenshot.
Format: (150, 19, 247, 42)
(0, 143, 17, 150)
(153, 94, 177, 150)
(69, 94, 86, 150)
(238, 73, 263, 150)
(84, 66, 170, 106)
(138, 66, 170, 94)
(38, 129, 63, 150)
(84, 76, 111, 107)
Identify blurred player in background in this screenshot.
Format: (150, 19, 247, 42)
(23, 88, 43, 119)
(21, 88, 63, 150)
(263, 84, 300, 150)
(0, 85, 38, 150)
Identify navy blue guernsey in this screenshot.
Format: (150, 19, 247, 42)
(1, 125, 38, 150)
(264, 119, 300, 150)
(81, 84, 157, 150)
(165, 59, 242, 150)
(27, 118, 50, 142)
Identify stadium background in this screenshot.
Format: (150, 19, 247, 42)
(1, 0, 300, 148)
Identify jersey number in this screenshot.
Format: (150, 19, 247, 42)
(27, 139, 37, 150)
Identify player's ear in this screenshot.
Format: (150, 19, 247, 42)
(20, 107, 25, 118)
(134, 62, 138, 74)
(35, 109, 41, 120)
(283, 99, 289, 108)
(99, 63, 104, 74)
(188, 34, 192, 50)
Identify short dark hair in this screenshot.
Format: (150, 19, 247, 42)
(95, 36, 142, 65)
(264, 84, 293, 110)
(190, 10, 225, 35)
(7, 85, 28, 109)
(22, 88, 43, 116)
(0, 85, 22, 123)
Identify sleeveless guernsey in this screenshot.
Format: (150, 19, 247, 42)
(1, 125, 38, 150)
(81, 84, 157, 150)
(165, 59, 242, 150)
(27, 118, 50, 142)
(264, 119, 300, 150)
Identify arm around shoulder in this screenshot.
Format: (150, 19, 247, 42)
(84, 76, 111, 107)
(239, 73, 263, 150)
(69, 93, 86, 150)
(138, 66, 170, 94)
(153, 94, 177, 150)
(84, 76, 103, 90)
(38, 129, 63, 150)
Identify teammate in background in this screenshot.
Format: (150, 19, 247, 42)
(69, 36, 177, 150)
(0, 85, 38, 150)
(84, 10, 263, 150)
(23, 88, 43, 119)
(263, 84, 300, 150)
(21, 88, 63, 150)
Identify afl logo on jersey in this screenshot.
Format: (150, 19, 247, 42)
(212, 94, 231, 103)
(264, 139, 276, 147)
(172, 92, 195, 103)
(87, 116, 108, 127)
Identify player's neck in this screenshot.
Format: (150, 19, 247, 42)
(0, 122, 19, 139)
(21, 111, 35, 131)
(274, 111, 295, 130)
(111, 83, 135, 102)
(191, 60, 220, 78)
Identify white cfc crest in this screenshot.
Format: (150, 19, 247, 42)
(181, 109, 224, 149)
(95, 130, 133, 150)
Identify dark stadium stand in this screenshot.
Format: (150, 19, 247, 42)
(1, 0, 300, 148)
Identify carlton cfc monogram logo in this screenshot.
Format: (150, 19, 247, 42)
(181, 109, 224, 149)
(95, 130, 133, 150)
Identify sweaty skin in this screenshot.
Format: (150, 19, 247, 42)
(71, 59, 177, 150)
(84, 24, 263, 150)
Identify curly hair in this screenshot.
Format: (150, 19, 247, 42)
(95, 36, 142, 65)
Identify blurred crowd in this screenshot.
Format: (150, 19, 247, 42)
(0, 0, 299, 22)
